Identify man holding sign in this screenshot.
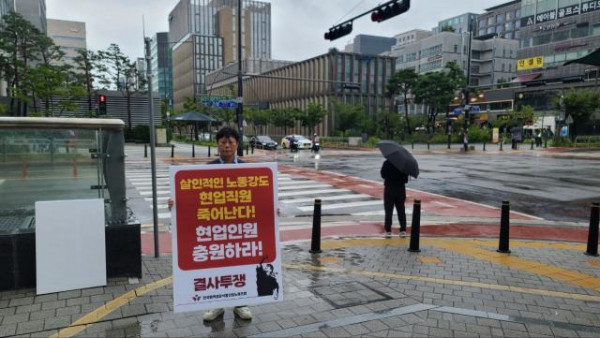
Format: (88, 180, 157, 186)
(169, 127, 282, 321)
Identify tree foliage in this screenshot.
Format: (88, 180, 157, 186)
(387, 68, 418, 135)
(331, 99, 364, 136)
(552, 89, 600, 138)
(298, 102, 327, 135)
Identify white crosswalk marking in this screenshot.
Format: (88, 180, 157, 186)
(297, 200, 383, 212)
(127, 168, 385, 216)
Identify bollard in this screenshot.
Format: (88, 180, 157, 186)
(585, 202, 600, 256)
(531, 140, 534, 150)
(144, 143, 147, 158)
(408, 200, 421, 253)
(208, 145, 211, 157)
(73, 158, 78, 179)
(483, 141, 486, 151)
(309, 199, 322, 253)
(192, 143, 195, 158)
(544, 138, 548, 148)
(411, 142, 414, 150)
(499, 141, 503, 151)
(447, 135, 451, 149)
(171, 144, 175, 158)
(497, 201, 511, 253)
(246, 144, 249, 155)
(427, 141, 430, 150)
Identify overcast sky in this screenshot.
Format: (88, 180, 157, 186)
(46, 0, 509, 62)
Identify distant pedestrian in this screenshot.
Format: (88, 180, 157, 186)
(381, 159, 408, 238)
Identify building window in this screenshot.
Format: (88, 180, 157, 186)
(553, 30, 569, 42)
(496, 14, 504, 23)
(487, 16, 495, 25)
(487, 26, 495, 34)
(479, 29, 486, 36)
(479, 18, 487, 28)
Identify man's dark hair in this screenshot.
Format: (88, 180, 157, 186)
(216, 126, 240, 142)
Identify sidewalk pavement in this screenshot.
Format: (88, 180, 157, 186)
(3, 236, 600, 337)
(2, 145, 599, 337)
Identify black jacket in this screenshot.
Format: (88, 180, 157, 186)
(207, 158, 244, 164)
(380, 160, 408, 187)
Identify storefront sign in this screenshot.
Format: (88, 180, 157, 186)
(492, 128, 499, 144)
(536, 9, 557, 24)
(558, 4, 580, 18)
(581, 0, 600, 14)
(521, 15, 535, 27)
(539, 22, 561, 31)
(517, 56, 544, 71)
(170, 163, 282, 313)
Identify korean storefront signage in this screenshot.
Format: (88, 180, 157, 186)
(170, 163, 282, 313)
(522, 1, 600, 27)
(517, 56, 544, 71)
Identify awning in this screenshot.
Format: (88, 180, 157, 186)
(563, 47, 600, 67)
(511, 73, 542, 83)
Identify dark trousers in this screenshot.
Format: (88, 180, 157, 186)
(384, 185, 407, 232)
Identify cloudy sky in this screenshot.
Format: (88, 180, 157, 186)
(46, 0, 509, 61)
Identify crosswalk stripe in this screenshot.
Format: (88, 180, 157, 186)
(280, 194, 373, 204)
(144, 197, 170, 202)
(279, 189, 348, 197)
(297, 200, 383, 212)
(278, 184, 330, 191)
(158, 212, 171, 219)
(139, 190, 170, 196)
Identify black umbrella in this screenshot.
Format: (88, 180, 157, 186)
(377, 140, 419, 178)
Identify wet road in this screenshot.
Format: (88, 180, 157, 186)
(278, 149, 600, 223)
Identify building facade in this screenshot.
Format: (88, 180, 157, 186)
(209, 50, 396, 136)
(517, 0, 600, 82)
(46, 19, 86, 69)
(168, 0, 271, 109)
(12, 0, 46, 33)
(476, 0, 522, 40)
(433, 13, 478, 34)
(151, 32, 173, 106)
(344, 34, 396, 55)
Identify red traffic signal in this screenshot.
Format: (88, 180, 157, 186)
(99, 94, 106, 103)
(324, 22, 353, 41)
(371, 0, 410, 23)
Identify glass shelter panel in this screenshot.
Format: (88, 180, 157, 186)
(0, 118, 127, 235)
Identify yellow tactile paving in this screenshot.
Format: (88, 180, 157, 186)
(51, 276, 173, 338)
(50, 237, 600, 337)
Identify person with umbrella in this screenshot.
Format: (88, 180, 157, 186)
(377, 140, 419, 238)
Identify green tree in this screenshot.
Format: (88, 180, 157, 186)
(552, 89, 600, 139)
(271, 108, 299, 135)
(73, 49, 101, 114)
(441, 25, 455, 32)
(386, 68, 418, 135)
(298, 102, 327, 135)
(245, 107, 270, 135)
(97, 44, 146, 130)
(413, 61, 466, 133)
(332, 99, 364, 136)
(0, 12, 42, 116)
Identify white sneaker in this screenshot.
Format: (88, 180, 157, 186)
(385, 232, 392, 238)
(202, 308, 224, 321)
(233, 306, 253, 320)
(400, 231, 407, 238)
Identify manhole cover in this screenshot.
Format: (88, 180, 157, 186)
(311, 281, 391, 309)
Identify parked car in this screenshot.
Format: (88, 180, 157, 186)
(250, 135, 278, 150)
(280, 135, 312, 149)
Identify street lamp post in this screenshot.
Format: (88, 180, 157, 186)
(463, 17, 474, 152)
(236, 0, 244, 156)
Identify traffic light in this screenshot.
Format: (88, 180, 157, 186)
(324, 22, 353, 41)
(371, 0, 410, 23)
(98, 94, 107, 115)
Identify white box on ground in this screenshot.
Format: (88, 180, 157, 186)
(35, 199, 107, 295)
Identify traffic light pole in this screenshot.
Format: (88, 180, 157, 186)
(463, 17, 473, 152)
(236, 0, 244, 157)
(144, 37, 160, 258)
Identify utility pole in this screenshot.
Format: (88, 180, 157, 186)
(236, 0, 244, 156)
(463, 17, 473, 152)
(144, 37, 160, 258)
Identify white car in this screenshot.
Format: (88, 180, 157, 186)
(281, 135, 313, 149)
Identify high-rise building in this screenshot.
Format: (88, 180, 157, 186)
(168, 0, 271, 109)
(0, 0, 47, 33)
(433, 13, 478, 34)
(47, 19, 86, 69)
(344, 34, 396, 55)
(476, 0, 522, 40)
(151, 32, 173, 106)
